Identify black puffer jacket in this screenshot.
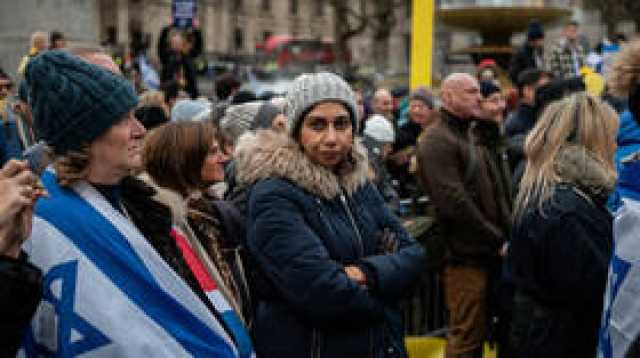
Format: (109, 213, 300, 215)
(508, 146, 615, 357)
(0, 254, 42, 356)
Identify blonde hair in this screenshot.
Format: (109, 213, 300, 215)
(139, 91, 166, 108)
(53, 148, 91, 187)
(514, 92, 619, 218)
(607, 39, 640, 97)
(31, 31, 48, 50)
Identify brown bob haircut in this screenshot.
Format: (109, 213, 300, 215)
(144, 121, 218, 195)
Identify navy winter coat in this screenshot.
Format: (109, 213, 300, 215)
(235, 130, 426, 358)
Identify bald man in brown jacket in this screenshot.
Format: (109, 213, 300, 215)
(416, 73, 511, 358)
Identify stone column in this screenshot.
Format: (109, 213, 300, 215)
(117, 0, 130, 51)
(0, 0, 101, 78)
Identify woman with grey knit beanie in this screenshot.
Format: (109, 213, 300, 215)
(233, 72, 425, 357)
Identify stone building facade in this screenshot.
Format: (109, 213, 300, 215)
(1, 0, 629, 84)
(103, 0, 412, 75)
(0, 0, 101, 77)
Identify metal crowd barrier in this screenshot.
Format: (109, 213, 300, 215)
(400, 196, 449, 337)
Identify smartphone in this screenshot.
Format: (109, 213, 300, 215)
(22, 141, 53, 177)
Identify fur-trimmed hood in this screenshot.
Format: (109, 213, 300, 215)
(554, 145, 617, 200)
(233, 130, 369, 200)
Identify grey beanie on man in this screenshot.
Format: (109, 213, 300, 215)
(285, 72, 358, 136)
(220, 101, 264, 143)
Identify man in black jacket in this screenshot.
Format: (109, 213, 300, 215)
(157, 23, 203, 99)
(505, 69, 551, 173)
(509, 20, 545, 84)
(505, 69, 550, 138)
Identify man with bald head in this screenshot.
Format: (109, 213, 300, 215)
(416, 73, 512, 358)
(372, 88, 394, 122)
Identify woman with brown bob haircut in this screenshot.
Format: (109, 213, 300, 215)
(143, 120, 253, 332)
(145, 121, 220, 195)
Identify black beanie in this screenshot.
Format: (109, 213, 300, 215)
(231, 90, 257, 105)
(480, 81, 501, 98)
(251, 102, 282, 130)
(25, 50, 138, 155)
(135, 106, 169, 130)
(527, 20, 544, 41)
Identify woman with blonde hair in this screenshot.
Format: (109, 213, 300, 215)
(17, 31, 48, 74)
(508, 92, 618, 357)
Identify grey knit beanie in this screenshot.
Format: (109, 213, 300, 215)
(285, 72, 357, 137)
(220, 101, 264, 143)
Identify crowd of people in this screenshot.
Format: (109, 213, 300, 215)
(1, 20, 640, 358)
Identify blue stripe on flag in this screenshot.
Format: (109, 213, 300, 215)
(34, 172, 236, 356)
(221, 311, 253, 358)
(599, 253, 632, 358)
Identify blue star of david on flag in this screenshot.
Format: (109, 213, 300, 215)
(24, 261, 111, 356)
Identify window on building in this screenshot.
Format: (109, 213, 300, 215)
(289, 0, 298, 15)
(315, 0, 324, 16)
(234, 28, 244, 51)
(262, 0, 271, 12)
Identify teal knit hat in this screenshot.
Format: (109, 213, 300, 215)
(25, 50, 138, 155)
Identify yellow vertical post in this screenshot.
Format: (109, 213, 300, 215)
(410, 0, 434, 89)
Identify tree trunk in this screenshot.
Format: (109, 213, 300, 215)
(333, 7, 350, 73)
(369, 0, 400, 74)
(373, 35, 390, 74)
(330, 0, 367, 74)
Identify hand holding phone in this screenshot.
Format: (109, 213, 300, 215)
(23, 141, 53, 177)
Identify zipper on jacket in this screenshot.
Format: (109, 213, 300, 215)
(311, 328, 322, 358)
(339, 191, 365, 257)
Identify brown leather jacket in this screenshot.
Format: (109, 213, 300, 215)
(416, 109, 512, 264)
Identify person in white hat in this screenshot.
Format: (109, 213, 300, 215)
(362, 114, 399, 209)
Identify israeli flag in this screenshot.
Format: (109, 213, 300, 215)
(599, 198, 640, 358)
(20, 171, 241, 357)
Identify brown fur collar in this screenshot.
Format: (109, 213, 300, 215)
(554, 145, 616, 199)
(233, 130, 369, 200)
